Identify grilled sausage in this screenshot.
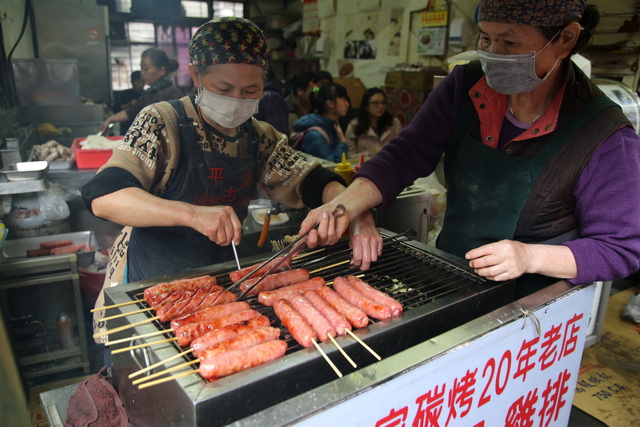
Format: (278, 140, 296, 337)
(288, 294, 336, 342)
(175, 309, 261, 346)
(304, 290, 352, 336)
(273, 299, 317, 348)
(346, 276, 403, 317)
(258, 277, 326, 307)
(170, 301, 251, 330)
(316, 286, 369, 328)
(164, 291, 238, 323)
(39, 240, 73, 249)
(156, 291, 194, 323)
(27, 248, 51, 257)
(333, 276, 392, 321)
(229, 255, 292, 283)
(191, 316, 271, 357)
(50, 243, 90, 255)
(239, 268, 310, 295)
(144, 276, 219, 307)
(198, 340, 288, 379)
(197, 327, 281, 360)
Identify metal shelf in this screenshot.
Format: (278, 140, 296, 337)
(0, 253, 90, 379)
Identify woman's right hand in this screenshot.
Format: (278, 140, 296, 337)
(190, 205, 243, 246)
(98, 118, 112, 134)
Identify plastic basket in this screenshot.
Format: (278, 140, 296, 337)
(71, 136, 121, 169)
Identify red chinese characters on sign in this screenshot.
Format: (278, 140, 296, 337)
(376, 407, 409, 427)
(413, 383, 446, 427)
(375, 313, 584, 427)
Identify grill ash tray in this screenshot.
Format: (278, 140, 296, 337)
(105, 233, 515, 426)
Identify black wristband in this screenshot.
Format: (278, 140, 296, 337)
(301, 166, 347, 209)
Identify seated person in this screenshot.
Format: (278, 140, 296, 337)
(292, 83, 350, 162)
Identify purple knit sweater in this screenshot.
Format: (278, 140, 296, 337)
(357, 64, 640, 285)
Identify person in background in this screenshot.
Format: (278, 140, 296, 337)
(298, 0, 640, 300)
(317, 70, 333, 87)
(292, 83, 350, 162)
(255, 68, 288, 135)
(285, 70, 319, 134)
(98, 48, 184, 134)
(83, 17, 380, 336)
(112, 71, 145, 135)
(345, 88, 402, 157)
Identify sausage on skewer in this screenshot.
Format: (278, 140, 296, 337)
(191, 316, 271, 357)
(170, 301, 251, 330)
(199, 340, 288, 379)
(175, 309, 261, 347)
(258, 277, 326, 307)
(316, 286, 369, 328)
(303, 290, 352, 336)
(333, 276, 392, 321)
(239, 268, 310, 295)
(346, 276, 403, 317)
(145, 276, 219, 307)
(288, 294, 336, 343)
(197, 327, 281, 360)
(273, 299, 317, 348)
(229, 255, 292, 283)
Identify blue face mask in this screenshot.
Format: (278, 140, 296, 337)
(477, 31, 560, 95)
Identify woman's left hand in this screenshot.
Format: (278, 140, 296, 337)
(465, 240, 531, 281)
(349, 211, 383, 270)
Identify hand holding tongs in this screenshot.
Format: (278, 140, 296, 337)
(225, 204, 347, 301)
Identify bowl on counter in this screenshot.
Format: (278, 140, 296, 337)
(0, 161, 49, 181)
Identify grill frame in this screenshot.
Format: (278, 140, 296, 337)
(105, 229, 515, 426)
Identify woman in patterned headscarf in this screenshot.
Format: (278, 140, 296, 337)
(83, 17, 381, 327)
(299, 0, 640, 300)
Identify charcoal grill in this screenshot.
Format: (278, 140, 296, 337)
(104, 228, 515, 426)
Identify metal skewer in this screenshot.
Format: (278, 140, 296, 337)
(231, 242, 241, 270)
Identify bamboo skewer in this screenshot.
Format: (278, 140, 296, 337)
(92, 316, 161, 339)
(328, 335, 357, 368)
(309, 260, 350, 276)
(129, 348, 193, 379)
(312, 338, 342, 378)
(105, 329, 170, 346)
(138, 369, 199, 390)
(132, 360, 199, 386)
(91, 299, 145, 312)
(346, 329, 381, 360)
(102, 307, 154, 321)
(111, 338, 176, 355)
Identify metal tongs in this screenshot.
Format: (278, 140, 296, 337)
(220, 204, 348, 302)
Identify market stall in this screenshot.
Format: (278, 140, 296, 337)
(36, 229, 596, 426)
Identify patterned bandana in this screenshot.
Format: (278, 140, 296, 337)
(479, 0, 586, 26)
(188, 17, 269, 70)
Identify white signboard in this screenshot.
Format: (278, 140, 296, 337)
(305, 285, 595, 426)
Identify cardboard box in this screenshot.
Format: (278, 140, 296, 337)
(333, 77, 366, 108)
(384, 68, 447, 91)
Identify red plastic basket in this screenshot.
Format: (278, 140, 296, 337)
(71, 136, 121, 169)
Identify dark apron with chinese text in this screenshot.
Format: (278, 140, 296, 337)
(438, 92, 616, 298)
(127, 100, 258, 282)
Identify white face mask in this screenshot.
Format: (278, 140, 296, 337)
(195, 86, 261, 128)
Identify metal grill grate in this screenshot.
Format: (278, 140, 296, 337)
(124, 230, 487, 355)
